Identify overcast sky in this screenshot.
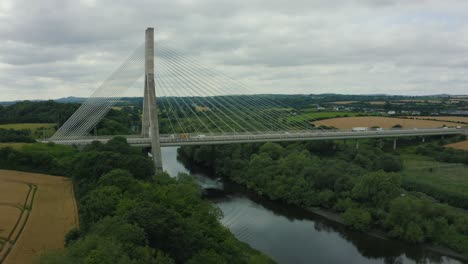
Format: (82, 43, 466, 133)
(1, 0, 468, 101)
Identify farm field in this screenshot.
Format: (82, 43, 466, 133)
(400, 154, 468, 209)
(0, 143, 32, 150)
(312, 116, 461, 129)
(368, 101, 386, 105)
(328, 101, 357, 105)
(0, 170, 78, 264)
(0, 123, 55, 130)
(446, 140, 468, 150)
(404, 116, 468, 124)
(0, 143, 77, 158)
(0, 123, 56, 139)
(289, 111, 360, 122)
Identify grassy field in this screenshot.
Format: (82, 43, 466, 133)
(400, 154, 468, 208)
(0, 123, 55, 130)
(0, 170, 78, 264)
(0, 143, 33, 149)
(0, 123, 56, 139)
(0, 143, 77, 158)
(288, 111, 360, 122)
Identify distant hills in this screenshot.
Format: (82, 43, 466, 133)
(1, 94, 467, 106)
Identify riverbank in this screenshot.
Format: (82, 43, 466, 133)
(307, 207, 468, 262)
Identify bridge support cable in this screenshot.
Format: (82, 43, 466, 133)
(165, 58, 314, 131)
(158, 73, 229, 134)
(155, 47, 275, 133)
(51, 45, 145, 140)
(158, 97, 176, 136)
(154, 45, 264, 133)
(157, 71, 210, 134)
(156, 58, 252, 134)
(155, 45, 304, 133)
(155, 52, 257, 134)
(155, 78, 186, 135)
(156, 61, 231, 134)
(53, 53, 144, 139)
(155, 46, 296, 132)
(154, 45, 309, 132)
(154, 44, 309, 131)
(156, 56, 276, 133)
(55, 49, 145, 140)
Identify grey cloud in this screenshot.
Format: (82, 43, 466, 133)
(1, 0, 468, 101)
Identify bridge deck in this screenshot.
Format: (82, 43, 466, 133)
(43, 128, 468, 147)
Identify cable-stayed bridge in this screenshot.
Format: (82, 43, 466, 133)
(45, 28, 468, 172)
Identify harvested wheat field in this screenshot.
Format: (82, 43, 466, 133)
(0, 181, 30, 206)
(404, 116, 468, 124)
(0, 206, 21, 239)
(446, 140, 468, 150)
(0, 170, 78, 264)
(312, 116, 461, 129)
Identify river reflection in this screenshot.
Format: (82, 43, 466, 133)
(161, 147, 463, 264)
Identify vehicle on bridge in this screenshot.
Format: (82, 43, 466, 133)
(179, 133, 190, 139)
(352, 127, 368, 132)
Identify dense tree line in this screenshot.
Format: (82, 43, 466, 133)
(0, 101, 141, 136)
(0, 128, 35, 142)
(178, 141, 468, 256)
(0, 101, 79, 125)
(0, 138, 273, 263)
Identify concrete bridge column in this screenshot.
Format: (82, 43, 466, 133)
(393, 138, 397, 150)
(143, 27, 163, 173)
(422, 137, 425, 143)
(379, 139, 384, 148)
(355, 140, 359, 150)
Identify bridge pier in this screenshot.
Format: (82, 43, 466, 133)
(393, 138, 397, 150)
(142, 27, 163, 173)
(422, 137, 425, 143)
(355, 140, 359, 150)
(379, 139, 384, 148)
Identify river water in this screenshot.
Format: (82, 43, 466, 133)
(161, 147, 463, 264)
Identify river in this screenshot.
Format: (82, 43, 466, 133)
(161, 147, 463, 264)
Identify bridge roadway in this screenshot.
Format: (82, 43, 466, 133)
(44, 127, 468, 147)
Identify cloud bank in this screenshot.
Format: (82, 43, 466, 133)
(1, 0, 468, 100)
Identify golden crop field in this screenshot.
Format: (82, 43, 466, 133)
(404, 116, 468, 124)
(445, 140, 468, 150)
(368, 101, 386, 105)
(0, 170, 78, 264)
(312, 116, 461, 129)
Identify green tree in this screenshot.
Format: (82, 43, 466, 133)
(342, 208, 372, 231)
(352, 171, 401, 208)
(259, 142, 284, 160)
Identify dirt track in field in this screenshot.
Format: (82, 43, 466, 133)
(0, 170, 78, 264)
(312, 116, 461, 129)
